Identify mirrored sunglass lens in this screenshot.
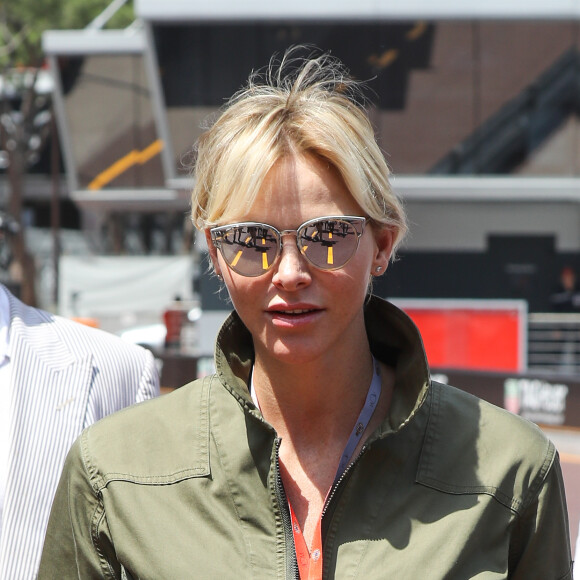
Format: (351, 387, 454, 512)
(299, 220, 358, 269)
(218, 225, 279, 276)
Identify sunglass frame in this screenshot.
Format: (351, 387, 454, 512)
(210, 215, 368, 277)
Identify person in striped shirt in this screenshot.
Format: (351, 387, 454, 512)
(0, 283, 159, 578)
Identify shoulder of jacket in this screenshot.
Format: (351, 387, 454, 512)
(53, 314, 151, 357)
(13, 299, 151, 361)
(81, 378, 214, 488)
(418, 381, 555, 514)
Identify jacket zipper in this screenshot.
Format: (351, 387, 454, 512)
(323, 444, 368, 518)
(274, 437, 372, 579)
(274, 438, 300, 580)
(319, 444, 371, 574)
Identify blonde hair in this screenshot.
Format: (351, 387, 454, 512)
(191, 46, 408, 258)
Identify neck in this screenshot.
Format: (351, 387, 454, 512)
(252, 340, 375, 445)
(250, 328, 395, 543)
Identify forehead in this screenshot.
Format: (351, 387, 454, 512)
(236, 153, 362, 226)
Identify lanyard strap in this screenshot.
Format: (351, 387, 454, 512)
(333, 357, 382, 485)
(290, 501, 323, 580)
(250, 358, 382, 580)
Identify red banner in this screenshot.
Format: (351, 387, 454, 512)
(394, 300, 527, 372)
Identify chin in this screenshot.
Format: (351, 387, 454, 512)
(265, 339, 326, 365)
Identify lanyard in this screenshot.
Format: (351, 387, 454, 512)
(333, 358, 382, 485)
(251, 358, 382, 580)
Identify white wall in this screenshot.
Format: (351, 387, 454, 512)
(404, 201, 580, 251)
(59, 255, 195, 332)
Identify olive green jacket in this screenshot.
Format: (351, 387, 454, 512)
(39, 296, 572, 579)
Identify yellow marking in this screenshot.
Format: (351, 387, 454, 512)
(325, 231, 334, 264)
(231, 235, 251, 268)
(406, 21, 427, 41)
(366, 21, 426, 72)
(368, 49, 399, 70)
(88, 139, 164, 191)
(231, 251, 243, 268)
(262, 252, 269, 270)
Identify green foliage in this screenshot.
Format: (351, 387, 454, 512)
(0, 0, 135, 68)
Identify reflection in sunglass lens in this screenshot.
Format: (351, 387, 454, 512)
(212, 216, 365, 277)
(216, 225, 279, 276)
(299, 219, 359, 270)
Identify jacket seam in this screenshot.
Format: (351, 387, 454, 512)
(416, 381, 439, 483)
(209, 411, 257, 575)
(197, 375, 212, 466)
(92, 500, 117, 579)
(416, 478, 522, 513)
(96, 469, 208, 488)
(75, 434, 115, 577)
(85, 377, 214, 491)
(416, 381, 550, 515)
(519, 439, 556, 513)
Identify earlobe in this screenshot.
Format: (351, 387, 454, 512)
(373, 227, 394, 274)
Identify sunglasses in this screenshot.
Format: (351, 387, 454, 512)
(210, 215, 368, 277)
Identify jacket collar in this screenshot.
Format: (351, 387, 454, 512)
(213, 295, 431, 433)
(364, 296, 431, 434)
(214, 309, 254, 407)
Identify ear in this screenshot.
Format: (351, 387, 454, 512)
(372, 227, 395, 276)
(204, 229, 222, 277)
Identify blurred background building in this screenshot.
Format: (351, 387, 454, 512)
(3, 0, 580, 381)
(7, 0, 580, 553)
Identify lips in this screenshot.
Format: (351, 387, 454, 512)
(267, 304, 321, 315)
(266, 304, 322, 325)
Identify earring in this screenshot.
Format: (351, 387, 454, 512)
(375, 266, 382, 273)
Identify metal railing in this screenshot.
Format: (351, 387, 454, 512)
(528, 313, 580, 375)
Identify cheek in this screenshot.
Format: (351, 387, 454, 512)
(351, 240, 377, 277)
(334, 250, 376, 297)
(328, 263, 372, 299)
(222, 274, 266, 310)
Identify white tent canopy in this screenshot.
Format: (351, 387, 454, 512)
(59, 255, 195, 332)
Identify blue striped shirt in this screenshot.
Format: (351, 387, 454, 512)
(0, 285, 160, 578)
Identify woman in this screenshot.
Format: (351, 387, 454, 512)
(39, 48, 571, 579)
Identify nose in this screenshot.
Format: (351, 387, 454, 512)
(271, 234, 312, 290)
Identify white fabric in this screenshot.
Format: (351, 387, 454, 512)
(0, 284, 160, 579)
(0, 286, 11, 540)
(58, 255, 194, 319)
